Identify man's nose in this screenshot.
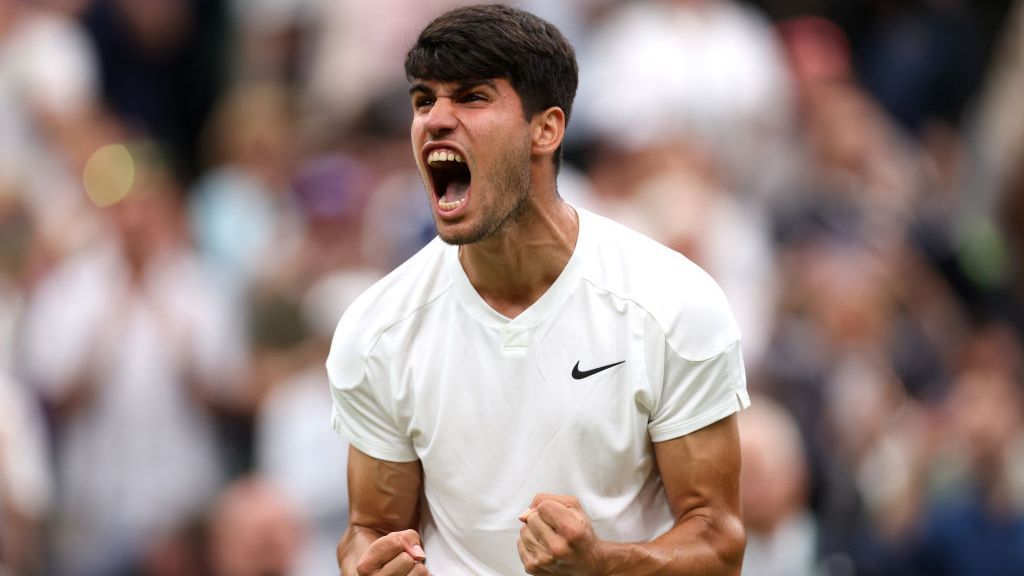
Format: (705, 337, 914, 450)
(424, 98, 458, 137)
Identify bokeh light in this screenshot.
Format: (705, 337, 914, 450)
(82, 143, 135, 207)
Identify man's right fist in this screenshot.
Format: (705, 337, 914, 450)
(355, 529, 428, 575)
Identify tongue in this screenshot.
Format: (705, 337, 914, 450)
(440, 178, 469, 205)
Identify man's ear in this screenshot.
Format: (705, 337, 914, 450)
(531, 107, 565, 159)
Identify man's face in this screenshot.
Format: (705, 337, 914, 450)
(409, 78, 533, 245)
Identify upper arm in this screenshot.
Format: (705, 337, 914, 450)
(653, 414, 745, 565)
(347, 445, 423, 533)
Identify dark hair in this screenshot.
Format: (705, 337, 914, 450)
(405, 4, 578, 167)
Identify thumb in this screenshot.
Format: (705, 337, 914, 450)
(397, 529, 426, 561)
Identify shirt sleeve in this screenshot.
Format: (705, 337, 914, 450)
(327, 328, 419, 463)
(645, 317, 750, 443)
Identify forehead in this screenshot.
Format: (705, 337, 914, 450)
(408, 77, 512, 94)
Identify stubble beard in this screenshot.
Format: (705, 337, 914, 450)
(434, 141, 532, 246)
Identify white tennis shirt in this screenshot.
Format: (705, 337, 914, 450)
(328, 207, 749, 574)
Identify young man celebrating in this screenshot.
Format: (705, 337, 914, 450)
(327, 5, 749, 575)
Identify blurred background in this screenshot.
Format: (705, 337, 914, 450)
(1, 0, 1023, 575)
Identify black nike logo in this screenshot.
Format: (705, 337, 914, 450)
(571, 360, 626, 380)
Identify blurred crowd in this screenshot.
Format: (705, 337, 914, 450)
(1, 0, 1023, 575)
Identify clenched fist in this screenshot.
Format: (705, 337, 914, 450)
(517, 494, 605, 575)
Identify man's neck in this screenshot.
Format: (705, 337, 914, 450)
(458, 197, 579, 319)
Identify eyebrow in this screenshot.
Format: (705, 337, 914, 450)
(408, 79, 498, 97)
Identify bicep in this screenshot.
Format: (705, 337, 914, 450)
(654, 414, 743, 529)
(347, 445, 423, 533)
(644, 414, 746, 574)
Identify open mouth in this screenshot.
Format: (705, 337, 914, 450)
(426, 149, 471, 212)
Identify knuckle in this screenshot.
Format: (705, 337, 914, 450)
(517, 538, 529, 560)
(549, 540, 572, 558)
(562, 523, 581, 541)
(355, 558, 374, 576)
(537, 500, 559, 517)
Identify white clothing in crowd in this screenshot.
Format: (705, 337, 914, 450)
(20, 241, 244, 575)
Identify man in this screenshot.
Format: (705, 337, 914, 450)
(20, 141, 244, 576)
(327, 5, 749, 575)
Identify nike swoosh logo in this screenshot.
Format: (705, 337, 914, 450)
(572, 360, 626, 380)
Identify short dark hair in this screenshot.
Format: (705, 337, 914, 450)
(405, 4, 578, 166)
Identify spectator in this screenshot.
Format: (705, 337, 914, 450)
(80, 0, 230, 183)
(20, 140, 245, 576)
(255, 270, 380, 576)
(575, 0, 797, 203)
(761, 240, 939, 574)
(189, 80, 304, 296)
(740, 394, 818, 576)
(207, 477, 305, 576)
(907, 331, 1024, 576)
(0, 0, 104, 253)
(775, 16, 928, 252)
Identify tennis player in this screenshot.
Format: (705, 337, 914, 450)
(327, 5, 749, 575)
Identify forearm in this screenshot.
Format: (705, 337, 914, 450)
(595, 511, 746, 576)
(341, 448, 425, 574)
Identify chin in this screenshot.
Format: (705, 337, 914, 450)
(436, 221, 489, 246)
(437, 229, 477, 246)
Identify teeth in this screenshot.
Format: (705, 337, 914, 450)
(438, 198, 464, 211)
(427, 149, 465, 165)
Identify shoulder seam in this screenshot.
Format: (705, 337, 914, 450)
(579, 277, 740, 363)
(362, 280, 453, 363)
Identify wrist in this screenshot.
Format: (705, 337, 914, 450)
(590, 538, 619, 576)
